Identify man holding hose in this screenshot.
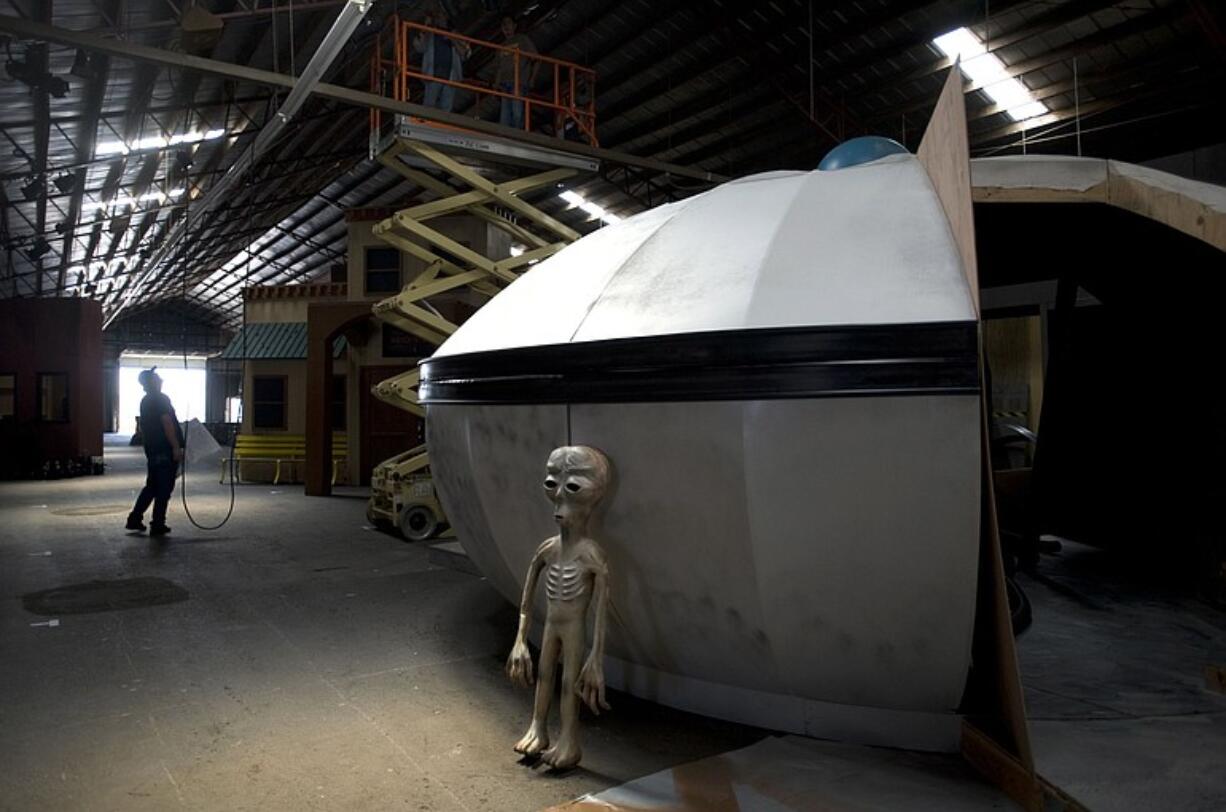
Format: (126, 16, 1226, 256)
(126, 368, 183, 537)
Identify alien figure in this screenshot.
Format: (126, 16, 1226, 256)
(505, 445, 612, 770)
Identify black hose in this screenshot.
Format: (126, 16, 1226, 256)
(175, 161, 246, 532)
(180, 426, 238, 531)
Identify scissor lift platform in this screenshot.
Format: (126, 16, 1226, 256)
(365, 124, 594, 538)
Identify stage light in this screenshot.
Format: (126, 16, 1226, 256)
(181, 5, 224, 55)
(45, 74, 69, 98)
(26, 237, 51, 260)
(70, 48, 103, 80)
(170, 150, 194, 181)
(5, 57, 70, 98)
(20, 176, 45, 201)
(5, 57, 35, 85)
(53, 172, 77, 193)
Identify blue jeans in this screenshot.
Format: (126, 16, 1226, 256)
(424, 80, 455, 112)
(499, 81, 524, 130)
(131, 456, 177, 528)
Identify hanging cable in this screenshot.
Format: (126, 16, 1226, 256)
(1073, 56, 1082, 157)
(178, 167, 239, 531)
(289, 0, 297, 78)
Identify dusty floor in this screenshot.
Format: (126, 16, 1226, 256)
(1, 440, 760, 810)
(1016, 541, 1226, 810)
(2, 439, 1224, 810)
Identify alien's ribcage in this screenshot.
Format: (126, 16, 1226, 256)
(545, 561, 586, 602)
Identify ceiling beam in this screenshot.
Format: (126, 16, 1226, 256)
(28, 1, 51, 293)
(57, 42, 111, 287)
(0, 14, 721, 183)
(126, 7, 330, 307)
(110, 0, 376, 325)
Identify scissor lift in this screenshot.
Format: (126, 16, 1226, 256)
(363, 16, 600, 538)
(364, 118, 595, 538)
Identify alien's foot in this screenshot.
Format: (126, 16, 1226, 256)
(541, 736, 581, 770)
(513, 724, 549, 756)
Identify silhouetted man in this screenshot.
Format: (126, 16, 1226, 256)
(126, 368, 183, 537)
(495, 15, 537, 130)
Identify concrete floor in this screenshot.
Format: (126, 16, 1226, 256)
(2, 439, 1224, 810)
(1, 440, 760, 810)
(1017, 541, 1226, 810)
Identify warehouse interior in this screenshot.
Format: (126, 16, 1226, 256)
(2, 1, 1225, 810)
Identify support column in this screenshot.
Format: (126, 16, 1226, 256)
(305, 318, 334, 497)
(306, 301, 370, 496)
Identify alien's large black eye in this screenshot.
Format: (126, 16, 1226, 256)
(544, 478, 557, 490)
(565, 482, 581, 493)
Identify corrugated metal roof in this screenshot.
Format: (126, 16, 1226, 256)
(2, 0, 1213, 324)
(217, 322, 346, 360)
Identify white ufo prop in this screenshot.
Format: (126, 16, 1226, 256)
(422, 138, 982, 750)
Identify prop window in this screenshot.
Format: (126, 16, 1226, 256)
(365, 247, 401, 294)
(0, 374, 14, 420)
(252, 376, 287, 429)
(37, 373, 68, 422)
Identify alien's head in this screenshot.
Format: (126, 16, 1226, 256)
(543, 445, 611, 530)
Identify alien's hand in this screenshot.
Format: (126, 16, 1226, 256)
(576, 656, 611, 715)
(506, 640, 534, 688)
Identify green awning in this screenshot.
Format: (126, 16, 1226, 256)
(217, 322, 347, 360)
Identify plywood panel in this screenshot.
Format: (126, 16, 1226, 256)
(919, 66, 979, 314)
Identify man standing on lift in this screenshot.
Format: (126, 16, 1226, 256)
(126, 368, 183, 537)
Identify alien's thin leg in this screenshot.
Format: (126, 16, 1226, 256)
(516, 629, 559, 755)
(546, 620, 585, 768)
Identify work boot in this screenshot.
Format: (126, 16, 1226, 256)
(125, 515, 147, 532)
(149, 524, 171, 537)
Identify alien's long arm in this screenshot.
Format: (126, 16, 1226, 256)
(576, 555, 612, 713)
(506, 541, 549, 687)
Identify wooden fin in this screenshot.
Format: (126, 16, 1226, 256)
(918, 63, 980, 316)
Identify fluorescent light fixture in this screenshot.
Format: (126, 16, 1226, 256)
(96, 140, 130, 157)
(557, 189, 623, 225)
(95, 128, 229, 159)
(169, 132, 204, 146)
(1008, 101, 1049, 121)
(933, 27, 1049, 123)
(509, 244, 525, 257)
(961, 53, 1009, 87)
(932, 28, 985, 62)
(87, 187, 184, 217)
(579, 201, 608, 220)
(91, 195, 136, 213)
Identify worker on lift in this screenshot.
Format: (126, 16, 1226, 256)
(125, 368, 184, 538)
(417, 5, 470, 112)
(496, 15, 538, 131)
